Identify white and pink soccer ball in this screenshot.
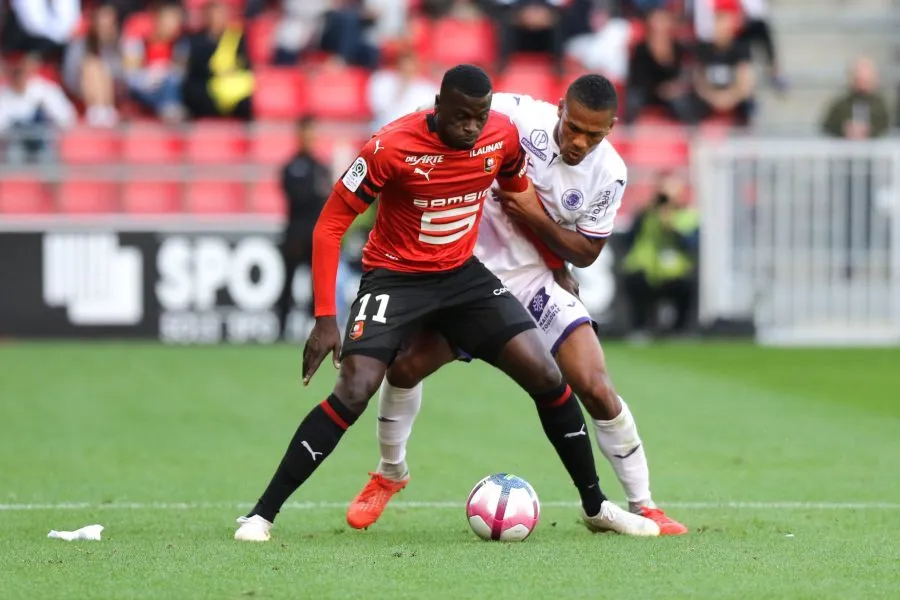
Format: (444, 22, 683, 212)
(465, 473, 540, 541)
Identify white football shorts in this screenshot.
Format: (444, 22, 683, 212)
(501, 267, 596, 355)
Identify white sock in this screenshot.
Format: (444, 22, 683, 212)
(592, 397, 654, 509)
(375, 378, 423, 481)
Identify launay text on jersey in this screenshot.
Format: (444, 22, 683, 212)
(469, 141, 504, 157)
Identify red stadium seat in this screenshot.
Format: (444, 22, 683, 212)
(494, 66, 561, 103)
(249, 178, 285, 216)
(626, 126, 690, 170)
(253, 69, 308, 119)
(123, 125, 183, 164)
(122, 181, 182, 214)
(60, 127, 120, 164)
(58, 181, 119, 214)
(430, 19, 496, 68)
(185, 123, 248, 164)
(250, 126, 295, 165)
(306, 67, 370, 120)
(0, 179, 53, 214)
(185, 180, 246, 213)
(122, 11, 153, 41)
(247, 12, 278, 65)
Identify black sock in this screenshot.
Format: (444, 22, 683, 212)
(532, 384, 607, 517)
(249, 394, 358, 522)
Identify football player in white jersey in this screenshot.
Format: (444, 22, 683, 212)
(346, 74, 687, 536)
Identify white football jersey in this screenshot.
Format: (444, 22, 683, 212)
(475, 92, 627, 277)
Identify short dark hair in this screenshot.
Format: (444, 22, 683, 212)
(440, 64, 492, 99)
(566, 74, 618, 112)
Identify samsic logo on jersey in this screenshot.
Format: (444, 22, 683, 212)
(413, 188, 490, 209)
(405, 154, 444, 166)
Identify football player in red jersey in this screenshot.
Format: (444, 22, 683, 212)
(234, 65, 660, 541)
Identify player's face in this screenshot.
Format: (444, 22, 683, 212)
(555, 99, 616, 166)
(435, 88, 492, 150)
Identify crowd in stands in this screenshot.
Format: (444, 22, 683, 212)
(0, 0, 801, 135)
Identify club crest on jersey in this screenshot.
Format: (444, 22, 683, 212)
(470, 141, 503, 157)
(349, 320, 365, 340)
(483, 155, 498, 173)
(521, 129, 549, 161)
(562, 189, 584, 210)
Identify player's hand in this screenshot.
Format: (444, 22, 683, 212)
(553, 267, 580, 298)
(302, 316, 342, 386)
(496, 186, 544, 224)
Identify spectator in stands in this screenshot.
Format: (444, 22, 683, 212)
(123, 2, 187, 124)
(692, 1, 754, 126)
(493, 0, 566, 74)
(319, 0, 380, 69)
(365, 0, 411, 47)
(821, 57, 890, 278)
(272, 0, 329, 65)
(0, 54, 76, 163)
(63, 4, 124, 128)
(367, 49, 438, 132)
(0, 0, 81, 61)
(821, 56, 890, 140)
(420, 0, 487, 19)
(736, 0, 786, 92)
(183, 1, 254, 120)
(276, 117, 331, 338)
(563, 5, 631, 81)
(624, 7, 694, 124)
(621, 172, 699, 339)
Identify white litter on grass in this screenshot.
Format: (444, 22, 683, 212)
(48, 524, 104, 541)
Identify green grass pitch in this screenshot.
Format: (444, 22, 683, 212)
(1, 342, 899, 599)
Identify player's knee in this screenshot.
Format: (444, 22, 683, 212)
(334, 362, 384, 415)
(575, 372, 619, 420)
(528, 358, 564, 394)
(385, 356, 426, 389)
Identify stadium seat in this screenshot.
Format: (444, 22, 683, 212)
(306, 67, 370, 120)
(253, 69, 308, 119)
(626, 127, 690, 170)
(249, 178, 285, 216)
(185, 180, 246, 213)
(0, 179, 53, 214)
(430, 18, 496, 68)
(250, 126, 295, 165)
(58, 181, 120, 214)
(185, 123, 249, 164)
(60, 127, 120, 164)
(122, 181, 182, 214)
(123, 125, 183, 164)
(247, 12, 278, 66)
(122, 11, 153, 41)
(495, 66, 561, 103)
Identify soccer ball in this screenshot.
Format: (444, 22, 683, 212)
(465, 473, 540, 541)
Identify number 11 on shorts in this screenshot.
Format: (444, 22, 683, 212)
(354, 293, 390, 324)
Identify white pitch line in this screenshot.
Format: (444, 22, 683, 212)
(1, 501, 899, 511)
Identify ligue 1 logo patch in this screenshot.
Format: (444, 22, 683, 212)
(562, 188, 584, 210)
(484, 156, 498, 173)
(349, 320, 365, 340)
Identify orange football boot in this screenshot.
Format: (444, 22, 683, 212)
(638, 506, 688, 535)
(346, 472, 409, 529)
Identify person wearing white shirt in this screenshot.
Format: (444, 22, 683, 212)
(0, 0, 81, 59)
(347, 75, 689, 537)
(366, 50, 438, 133)
(0, 55, 76, 162)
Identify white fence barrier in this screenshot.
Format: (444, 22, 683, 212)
(693, 138, 900, 346)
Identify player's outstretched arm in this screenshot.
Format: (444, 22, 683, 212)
(303, 192, 358, 385)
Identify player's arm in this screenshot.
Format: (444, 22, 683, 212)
(303, 139, 388, 384)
